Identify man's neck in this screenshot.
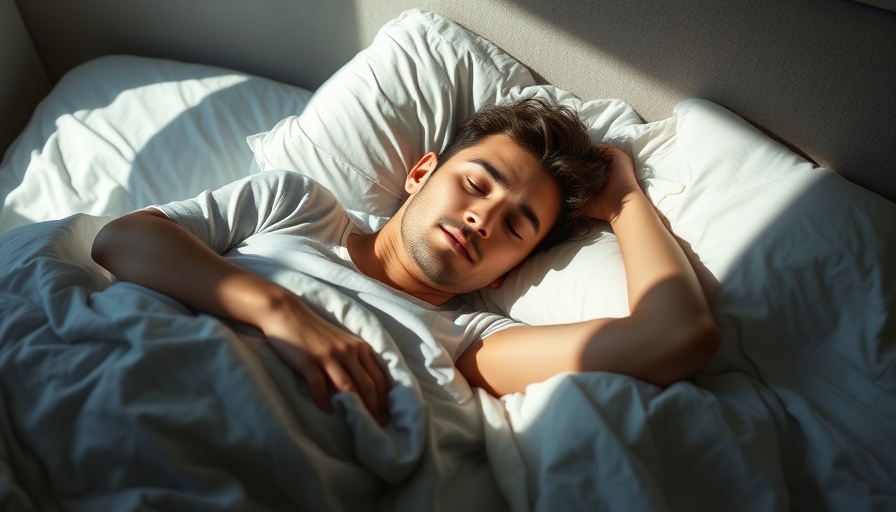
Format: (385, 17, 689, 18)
(346, 225, 454, 307)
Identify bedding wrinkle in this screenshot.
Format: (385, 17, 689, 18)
(1, 215, 396, 510)
(299, 115, 381, 189)
(500, 373, 788, 511)
(0, 385, 55, 512)
(1, 55, 313, 235)
(798, 360, 896, 480)
(701, 172, 896, 508)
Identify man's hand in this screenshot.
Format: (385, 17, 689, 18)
(259, 296, 390, 425)
(586, 145, 641, 223)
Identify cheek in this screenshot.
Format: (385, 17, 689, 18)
(426, 182, 464, 209)
(449, 187, 471, 207)
(490, 241, 534, 270)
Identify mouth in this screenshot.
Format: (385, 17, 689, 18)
(440, 225, 475, 263)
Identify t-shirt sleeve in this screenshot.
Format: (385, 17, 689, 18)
(451, 300, 523, 360)
(152, 170, 323, 254)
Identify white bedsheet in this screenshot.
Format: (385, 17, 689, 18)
(481, 372, 789, 511)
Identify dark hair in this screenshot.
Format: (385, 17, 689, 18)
(437, 98, 610, 252)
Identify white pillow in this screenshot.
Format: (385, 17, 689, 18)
(0, 55, 312, 234)
(248, 8, 642, 231)
(477, 94, 896, 369)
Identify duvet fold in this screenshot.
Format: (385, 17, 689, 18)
(0, 214, 501, 512)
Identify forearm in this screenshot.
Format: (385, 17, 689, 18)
(611, 192, 707, 318)
(595, 190, 718, 382)
(91, 210, 292, 329)
(460, 307, 714, 396)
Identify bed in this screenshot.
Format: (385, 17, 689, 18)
(2, 6, 895, 512)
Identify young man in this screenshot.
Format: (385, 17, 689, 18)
(92, 99, 719, 425)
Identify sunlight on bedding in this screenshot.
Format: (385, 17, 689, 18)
(0, 56, 311, 234)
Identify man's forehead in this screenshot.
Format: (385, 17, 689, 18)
(462, 135, 542, 179)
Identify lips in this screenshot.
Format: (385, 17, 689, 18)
(440, 225, 475, 262)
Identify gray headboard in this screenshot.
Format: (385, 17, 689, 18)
(7, 0, 896, 202)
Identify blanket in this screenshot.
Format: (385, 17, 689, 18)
(4, 212, 892, 512)
(1, 215, 784, 512)
(0, 214, 505, 512)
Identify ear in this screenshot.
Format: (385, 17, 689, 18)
(487, 274, 506, 289)
(406, 152, 438, 194)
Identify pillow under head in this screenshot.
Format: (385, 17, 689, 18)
(247, 8, 641, 232)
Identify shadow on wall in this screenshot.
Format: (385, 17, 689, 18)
(13, 0, 363, 91)
(454, 0, 896, 201)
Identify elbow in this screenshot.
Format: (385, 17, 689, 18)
(91, 211, 158, 271)
(684, 314, 721, 363)
(91, 220, 122, 269)
(658, 314, 721, 387)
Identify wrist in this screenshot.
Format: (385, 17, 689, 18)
(260, 286, 306, 325)
(606, 188, 647, 225)
(226, 276, 302, 333)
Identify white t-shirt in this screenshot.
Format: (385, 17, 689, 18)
(154, 170, 520, 360)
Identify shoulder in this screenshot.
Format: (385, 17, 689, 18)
(250, 169, 324, 196)
(442, 297, 523, 359)
(248, 170, 342, 211)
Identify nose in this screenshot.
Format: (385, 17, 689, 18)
(464, 206, 495, 238)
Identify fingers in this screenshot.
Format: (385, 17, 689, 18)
(303, 364, 332, 413)
(268, 338, 332, 412)
(359, 347, 390, 424)
(275, 332, 390, 424)
(322, 342, 390, 426)
(261, 303, 390, 424)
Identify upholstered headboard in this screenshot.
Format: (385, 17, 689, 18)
(4, 0, 895, 201)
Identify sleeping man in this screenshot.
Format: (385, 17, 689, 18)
(91, 98, 719, 424)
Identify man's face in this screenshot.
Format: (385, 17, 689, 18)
(399, 133, 562, 295)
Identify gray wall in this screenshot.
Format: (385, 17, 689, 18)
(9, 0, 896, 201)
(0, 0, 50, 155)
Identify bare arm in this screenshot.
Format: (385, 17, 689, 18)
(457, 146, 719, 396)
(91, 208, 389, 423)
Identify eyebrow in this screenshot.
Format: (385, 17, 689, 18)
(470, 158, 542, 234)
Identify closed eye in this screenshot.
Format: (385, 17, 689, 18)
(466, 178, 485, 195)
(469, 159, 542, 236)
(506, 219, 522, 239)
